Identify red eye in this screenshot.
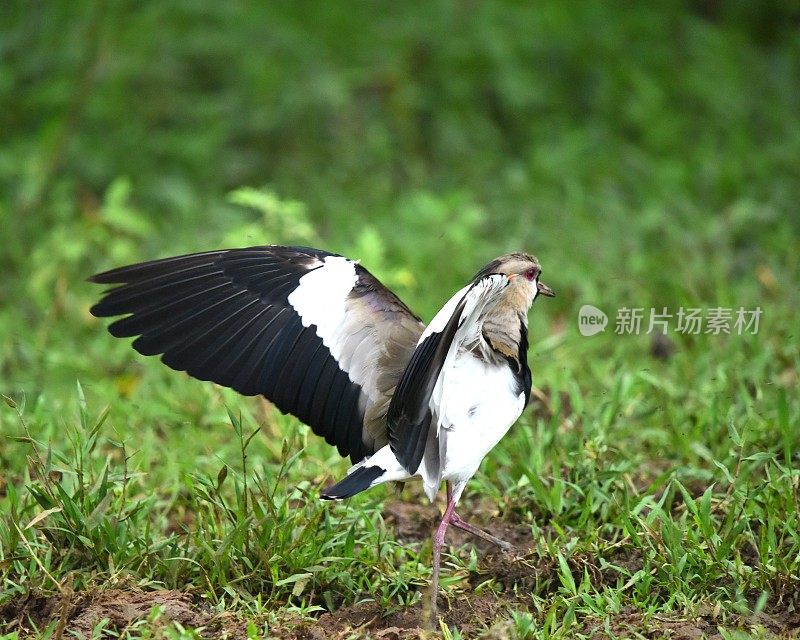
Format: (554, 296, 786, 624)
(524, 268, 538, 281)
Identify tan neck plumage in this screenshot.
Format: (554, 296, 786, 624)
(481, 294, 529, 365)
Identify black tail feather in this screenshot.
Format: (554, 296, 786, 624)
(321, 465, 385, 500)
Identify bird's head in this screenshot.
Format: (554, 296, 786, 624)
(473, 253, 555, 311)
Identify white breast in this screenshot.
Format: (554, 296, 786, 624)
(436, 351, 526, 490)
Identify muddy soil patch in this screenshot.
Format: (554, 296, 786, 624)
(71, 590, 213, 638)
(4, 589, 799, 639)
(284, 592, 521, 640)
(0, 589, 231, 639)
(582, 605, 800, 640)
(1, 592, 62, 635)
(276, 600, 800, 639)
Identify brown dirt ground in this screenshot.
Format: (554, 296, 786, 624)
(0, 589, 215, 639)
(3, 587, 799, 639)
(2, 502, 799, 639)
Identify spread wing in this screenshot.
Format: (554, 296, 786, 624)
(89, 245, 424, 463)
(386, 274, 509, 473)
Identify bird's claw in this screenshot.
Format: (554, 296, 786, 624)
(497, 540, 515, 554)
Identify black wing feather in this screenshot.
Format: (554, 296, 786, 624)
(90, 252, 224, 284)
(90, 246, 371, 463)
(182, 300, 264, 373)
(278, 330, 324, 414)
(291, 341, 328, 425)
(260, 312, 306, 399)
(308, 355, 341, 440)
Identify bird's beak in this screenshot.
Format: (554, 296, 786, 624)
(537, 281, 555, 297)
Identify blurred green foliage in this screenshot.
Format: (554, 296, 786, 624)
(3, 1, 799, 296)
(1, 0, 798, 460)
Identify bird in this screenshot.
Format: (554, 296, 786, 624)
(89, 245, 555, 617)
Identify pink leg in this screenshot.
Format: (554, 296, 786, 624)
(429, 483, 514, 622)
(430, 487, 457, 620)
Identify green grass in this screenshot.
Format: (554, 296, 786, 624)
(2, 1, 800, 637)
(2, 292, 798, 637)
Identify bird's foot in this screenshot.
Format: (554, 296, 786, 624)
(450, 512, 514, 553)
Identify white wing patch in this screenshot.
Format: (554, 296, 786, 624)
(288, 256, 358, 357)
(419, 283, 473, 341)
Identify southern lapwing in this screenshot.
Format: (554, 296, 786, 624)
(89, 245, 554, 615)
